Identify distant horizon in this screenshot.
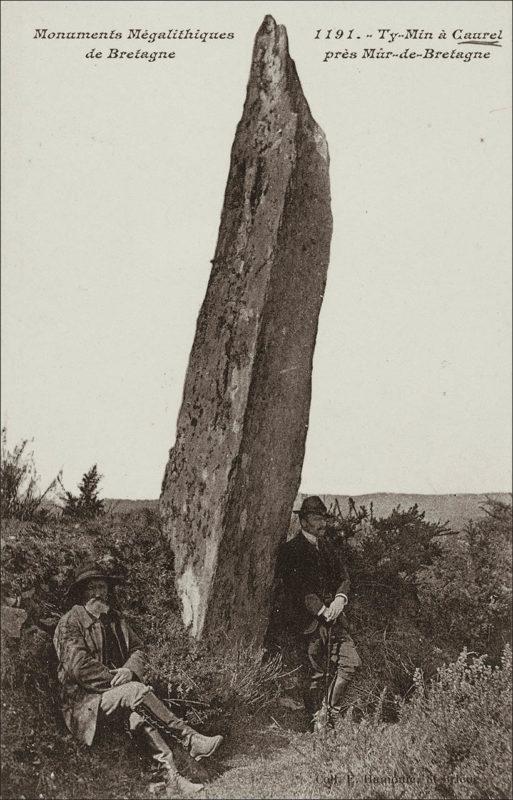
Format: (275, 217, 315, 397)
(105, 489, 512, 502)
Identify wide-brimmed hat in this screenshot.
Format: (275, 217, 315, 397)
(293, 496, 330, 517)
(65, 559, 125, 601)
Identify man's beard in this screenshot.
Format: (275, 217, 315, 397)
(84, 596, 110, 616)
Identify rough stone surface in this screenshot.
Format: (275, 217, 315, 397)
(160, 15, 332, 646)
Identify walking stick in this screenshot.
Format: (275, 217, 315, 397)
(324, 621, 333, 729)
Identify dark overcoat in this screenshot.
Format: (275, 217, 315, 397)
(53, 605, 146, 745)
(276, 533, 351, 635)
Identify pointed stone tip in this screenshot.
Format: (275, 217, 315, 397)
(253, 14, 289, 62)
(261, 14, 277, 32)
(256, 14, 288, 46)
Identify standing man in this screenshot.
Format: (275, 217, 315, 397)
(53, 559, 224, 797)
(276, 496, 361, 728)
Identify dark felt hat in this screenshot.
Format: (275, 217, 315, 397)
(65, 559, 125, 600)
(293, 496, 330, 517)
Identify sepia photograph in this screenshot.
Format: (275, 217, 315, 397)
(1, 1, 511, 798)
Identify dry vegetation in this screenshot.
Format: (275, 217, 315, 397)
(1, 436, 511, 799)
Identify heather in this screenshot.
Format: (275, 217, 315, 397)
(1, 440, 511, 799)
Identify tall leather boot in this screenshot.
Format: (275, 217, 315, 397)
(135, 691, 223, 761)
(328, 675, 351, 711)
(138, 723, 204, 797)
(135, 691, 195, 742)
(302, 688, 322, 732)
(328, 675, 360, 725)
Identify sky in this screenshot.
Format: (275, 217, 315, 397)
(1, 1, 512, 499)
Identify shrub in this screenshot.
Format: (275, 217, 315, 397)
(416, 499, 512, 662)
(288, 646, 512, 800)
(270, 499, 512, 720)
(2, 495, 511, 798)
(1, 508, 285, 736)
(0, 511, 173, 799)
(61, 464, 105, 520)
(0, 428, 60, 522)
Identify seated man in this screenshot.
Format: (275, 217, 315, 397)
(276, 496, 362, 729)
(53, 559, 224, 797)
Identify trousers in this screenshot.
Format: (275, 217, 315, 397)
(97, 680, 198, 776)
(301, 624, 361, 712)
(98, 680, 193, 739)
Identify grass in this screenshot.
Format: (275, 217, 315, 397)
(1, 504, 511, 799)
(3, 637, 510, 799)
(201, 648, 512, 799)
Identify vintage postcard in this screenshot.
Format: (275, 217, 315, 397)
(1, 2, 511, 799)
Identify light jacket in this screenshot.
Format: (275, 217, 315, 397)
(53, 604, 146, 745)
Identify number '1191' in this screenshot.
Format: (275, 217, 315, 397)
(314, 29, 355, 39)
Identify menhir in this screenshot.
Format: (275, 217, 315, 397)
(160, 14, 332, 647)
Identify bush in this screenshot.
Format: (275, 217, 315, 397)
(0, 509, 286, 797)
(0, 428, 60, 522)
(416, 498, 512, 662)
(287, 646, 512, 800)
(269, 499, 512, 720)
(2, 496, 511, 798)
(61, 464, 105, 520)
(202, 646, 512, 800)
(0, 510, 178, 799)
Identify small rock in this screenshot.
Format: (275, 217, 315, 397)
(0, 605, 28, 638)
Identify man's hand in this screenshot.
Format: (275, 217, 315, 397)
(109, 667, 132, 687)
(321, 605, 337, 622)
(323, 595, 347, 622)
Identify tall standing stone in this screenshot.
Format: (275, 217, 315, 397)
(160, 15, 332, 647)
